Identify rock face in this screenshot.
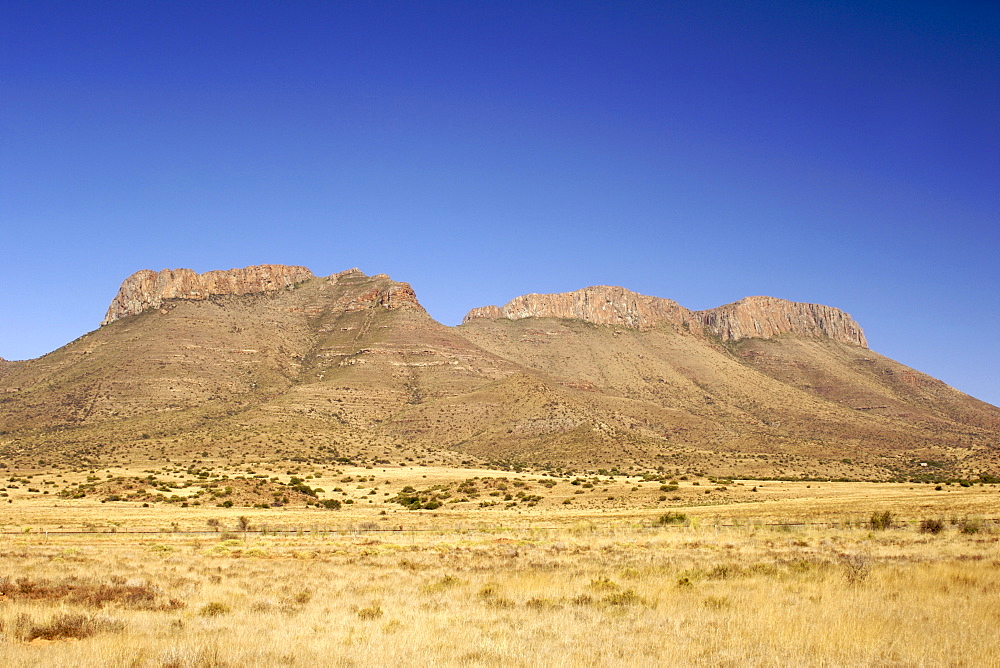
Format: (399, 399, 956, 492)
(336, 281, 421, 312)
(102, 265, 315, 325)
(699, 296, 867, 347)
(464, 286, 867, 347)
(465, 286, 697, 331)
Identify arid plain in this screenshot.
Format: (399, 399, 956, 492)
(2, 266, 999, 665)
(2, 462, 999, 666)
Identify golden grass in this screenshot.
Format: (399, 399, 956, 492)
(1, 469, 998, 666)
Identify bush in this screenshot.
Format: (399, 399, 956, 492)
(603, 589, 643, 606)
(198, 602, 231, 616)
(656, 512, 688, 526)
(357, 603, 383, 620)
(842, 553, 871, 584)
(919, 518, 945, 534)
(869, 511, 894, 530)
(24, 612, 124, 640)
(959, 518, 983, 534)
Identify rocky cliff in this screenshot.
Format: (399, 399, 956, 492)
(464, 286, 867, 347)
(698, 296, 867, 347)
(465, 286, 697, 331)
(330, 271, 422, 312)
(102, 264, 315, 325)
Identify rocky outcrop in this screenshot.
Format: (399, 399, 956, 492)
(464, 305, 503, 321)
(337, 282, 421, 312)
(464, 286, 867, 347)
(102, 265, 315, 324)
(464, 286, 697, 331)
(699, 296, 867, 347)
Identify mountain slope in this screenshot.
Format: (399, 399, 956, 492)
(1, 267, 997, 479)
(458, 286, 1000, 477)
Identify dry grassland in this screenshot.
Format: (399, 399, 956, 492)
(1, 467, 998, 666)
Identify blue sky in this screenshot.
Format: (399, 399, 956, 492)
(3, 1, 998, 406)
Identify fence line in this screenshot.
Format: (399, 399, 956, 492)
(2, 518, 998, 536)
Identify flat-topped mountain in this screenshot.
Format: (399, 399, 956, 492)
(1, 265, 996, 479)
(102, 264, 316, 324)
(465, 286, 866, 346)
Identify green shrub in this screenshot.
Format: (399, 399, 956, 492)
(959, 518, 983, 534)
(656, 512, 688, 526)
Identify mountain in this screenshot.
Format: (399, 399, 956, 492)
(1, 265, 997, 479)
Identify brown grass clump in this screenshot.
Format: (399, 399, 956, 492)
(197, 602, 230, 617)
(2, 612, 125, 641)
(0, 576, 183, 610)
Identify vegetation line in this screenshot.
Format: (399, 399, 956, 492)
(8, 517, 999, 535)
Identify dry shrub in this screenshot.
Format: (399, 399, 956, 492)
(421, 574, 463, 593)
(958, 518, 985, 535)
(357, 603, 383, 620)
(706, 564, 744, 580)
(656, 512, 688, 526)
(920, 518, 946, 534)
(842, 553, 872, 584)
(3, 611, 124, 641)
(588, 577, 619, 591)
(478, 584, 515, 609)
(525, 597, 562, 610)
(0, 576, 182, 610)
(198, 601, 231, 617)
(602, 588, 644, 606)
(870, 510, 894, 530)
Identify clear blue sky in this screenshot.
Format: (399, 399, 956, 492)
(3, 1, 998, 406)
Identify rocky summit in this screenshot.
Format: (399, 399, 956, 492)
(465, 286, 867, 346)
(101, 264, 315, 325)
(1, 265, 997, 479)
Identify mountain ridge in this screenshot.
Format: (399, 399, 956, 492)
(100, 264, 868, 347)
(101, 264, 316, 325)
(464, 285, 867, 346)
(1, 264, 996, 479)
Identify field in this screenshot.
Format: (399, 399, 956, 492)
(1, 464, 999, 666)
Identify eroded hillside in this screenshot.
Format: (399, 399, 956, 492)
(1, 266, 997, 480)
